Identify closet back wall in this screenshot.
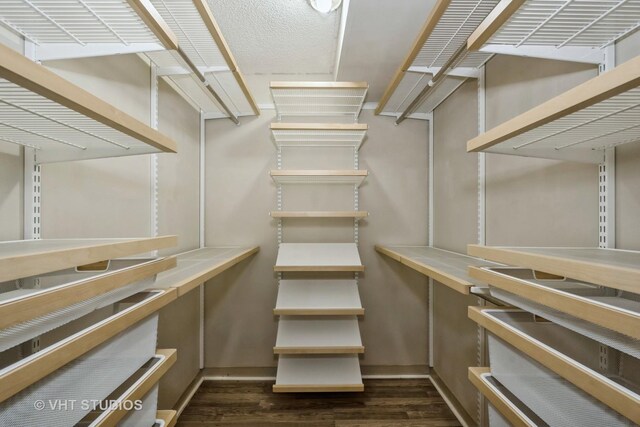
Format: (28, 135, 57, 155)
(204, 110, 430, 374)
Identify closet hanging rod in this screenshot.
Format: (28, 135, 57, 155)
(175, 47, 238, 124)
(395, 43, 468, 125)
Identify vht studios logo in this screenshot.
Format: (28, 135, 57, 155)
(34, 399, 143, 411)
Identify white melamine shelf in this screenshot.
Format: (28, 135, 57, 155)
(270, 123, 368, 149)
(273, 355, 364, 393)
(270, 170, 368, 187)
(153, 246, 259, 297)
(468, 0, 640, 56)
(270, 81, 368, 120)
(274, 280, 364, 316)
(270, 211, 369, 219)
(375, 245, 502, 295)
(274, 316, 363, 354)
(0, 236, 177, 283)
(377, 0, 499, 116)
(0, 43, 178, 163)
(467, 55, 640, 163)
(468, 245, 640, 294)
(274, 243, 364, 272)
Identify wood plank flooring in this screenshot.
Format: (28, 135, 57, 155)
(177, 379, 462, 426)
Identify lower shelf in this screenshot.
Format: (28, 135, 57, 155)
(274, 280, 364, 316)
(273, 355, 363, 393)
(274, 316, 364, 354)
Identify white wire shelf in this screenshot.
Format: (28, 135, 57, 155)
(270, 170, 368, 187)
(377, 0, 500, 116)
(270, 123, 368, 149)
(0, 43, 177, 163)
(468, 0, 640, 61)
(467, 55, 640, 163)
(270, 82, 369, 120)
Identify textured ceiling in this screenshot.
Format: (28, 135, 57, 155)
(206, 0, 340, 75)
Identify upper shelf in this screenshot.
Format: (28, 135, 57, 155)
(467, 54, 640, 164)
(270, 123, 368, 149)
(468, 244, 640, 294)
(0, 236, 176, 283)
(467, 0, 640, 62)
(275, 243, 364, 272)
(270, 82, 369, 120)
(376, 0, 500, 117)
(153, 246, 259, 297)
(375, 245, 502, 295)
(0, 42, 177, 163)
(270, 170, 368, 187)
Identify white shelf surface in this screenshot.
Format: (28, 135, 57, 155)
(273, 355, 363, 393)
(274, 280, 364, 315)
(152, 246, 259, 297)
(275, 243, 364, 272)
(274, 316, 363, 354)
(467, 55, 640, 163)
(471, 0, 640, 53)
(270, 82, 368, 119)
(270, 170, 368, 187)
(0, 237, 176, 283)
(270, 123, 368, 149)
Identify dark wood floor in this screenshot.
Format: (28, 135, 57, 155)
(177, 379, 462, 426)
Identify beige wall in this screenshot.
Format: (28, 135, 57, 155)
(204, 109, 429, 371)
(0, 144, 23, 241)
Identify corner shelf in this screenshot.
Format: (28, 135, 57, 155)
(467, 0, 640, 63)
(270, 123, 368, 149)
(270, 82, 369, 120)
(273, 355, 364, 393)
(467, 55, 640, 164)
(0, 43, 177, 163)
(270, 170, 368, 187)
(375, 245, 502, 295)
(274, 243, 364, 272)
(270, 211, 369, 219)
(153, 246, 259, 297)
(273, 280, 364, 316)
(274, 316, 364, 354)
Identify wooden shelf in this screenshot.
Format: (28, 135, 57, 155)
(274, 316, 364, 354)
(468, 367, 539, 427)
(156, 410, 178, 427)
(0, 256, 176, 331)
(0, 43, 177, 163)
(0, 288, 176, 403)
(270, 170, 368, 187)
(89, 349, 177, 426)
(468, 244, 640, 294)
(470, 307, 640, 424)
(270, 123, 368, 149)
(468, 0, 640, 55)
(275, 243, 364, 272)
(273, 355, 363, 393)
(270, 81, 368, 120)
(153, 246, 259, 297)
(274, 280, 364, 316)
(467, 55, 640, 163)
(0, 236, 177, 283)
(270, 211, 369, 219)
(375, 245, 502, 294)
(470, 265, 640, 340)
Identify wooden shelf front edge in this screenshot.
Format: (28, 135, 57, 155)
(469, 306, 640, 424)
(273, 308, 365, 316)
(466, 0, 525, 51)
(270, 82, 368, 89)
(156, 410, 177, 427)
(467, 55, 640, 153)
(273, 346, 365, 355)
(0, 256, 177, 330)
(93, 349, 177, 427)
(274, 265, 365, 272)
(469, 266, 640, 340)
(0, 288, 177, 403)
(270, 170, 368, 177)
(468, 367, 533, 427)
(272, 384, 364, 393)
(270, 123, 368, 131)
(0, 43, 178, 154)
(271, 211, 369, 219)
(375, 245, 471, 294)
